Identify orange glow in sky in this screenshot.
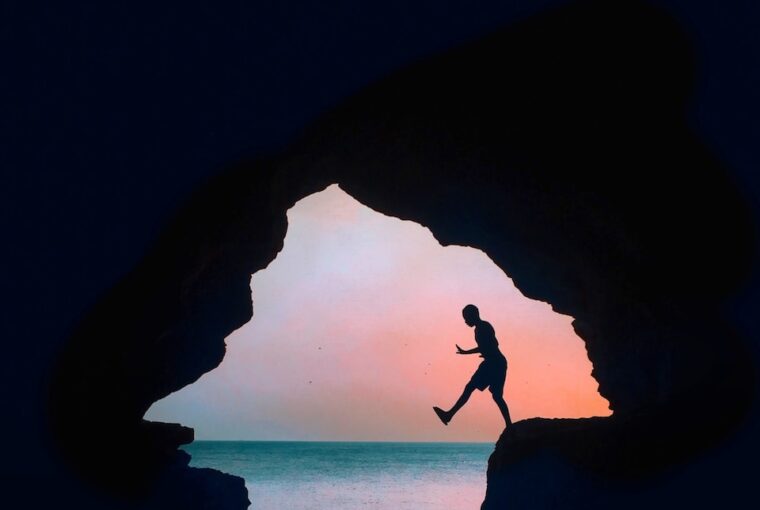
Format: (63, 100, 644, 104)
(146, 184, 610, 441)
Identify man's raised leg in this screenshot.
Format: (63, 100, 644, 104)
(434, 383, 476, 425)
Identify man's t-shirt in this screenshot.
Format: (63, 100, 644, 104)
(474, 321, 503, 360)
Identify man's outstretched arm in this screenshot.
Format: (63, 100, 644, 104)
(456, 344, 481, 355)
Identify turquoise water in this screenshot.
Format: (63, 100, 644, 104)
(183, 441, 493, 509)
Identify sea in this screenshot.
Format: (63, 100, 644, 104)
(183, 441, 493, 510)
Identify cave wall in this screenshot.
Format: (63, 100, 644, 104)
(45, 1, 755, 508)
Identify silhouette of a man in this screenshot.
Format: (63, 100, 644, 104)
(433, 304, 513, 428)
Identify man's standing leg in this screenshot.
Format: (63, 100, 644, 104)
(490, 387, 512, 428)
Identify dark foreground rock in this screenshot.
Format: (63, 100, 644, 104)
(47, 1, 754, 508)
(484, 411, 748, 509)
(147, 455, 249, 510)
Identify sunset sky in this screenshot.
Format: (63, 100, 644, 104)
(146, 184, 610, 441)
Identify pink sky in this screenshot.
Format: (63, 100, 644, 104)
(146, 184, 610, 441)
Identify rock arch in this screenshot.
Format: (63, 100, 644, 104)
(49, 1, 754, 508)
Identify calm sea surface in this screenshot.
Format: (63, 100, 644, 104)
(183, 441, 493, 510)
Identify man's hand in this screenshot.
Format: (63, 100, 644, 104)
(456, 344, 481, 355)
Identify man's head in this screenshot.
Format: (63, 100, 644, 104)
(462, 304, 480, 326)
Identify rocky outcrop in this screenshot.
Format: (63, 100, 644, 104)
(147, 451, 249, 510)
(48, 1, 754, 508)
(482, 411, 743, 509)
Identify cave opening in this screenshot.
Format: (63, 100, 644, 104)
(145, 183, 610, 509)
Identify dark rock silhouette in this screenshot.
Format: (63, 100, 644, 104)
(483, 412, 745, 509)
(47, 1, 754, 508)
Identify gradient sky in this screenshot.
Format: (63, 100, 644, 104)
(146, 184, 610, 441)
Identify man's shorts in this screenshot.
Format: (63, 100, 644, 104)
(469, 356, 507, 394)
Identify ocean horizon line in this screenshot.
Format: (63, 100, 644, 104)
(189, 439, 495, 444)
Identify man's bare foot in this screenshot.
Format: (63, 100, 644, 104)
(433, 406, 451, 425)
